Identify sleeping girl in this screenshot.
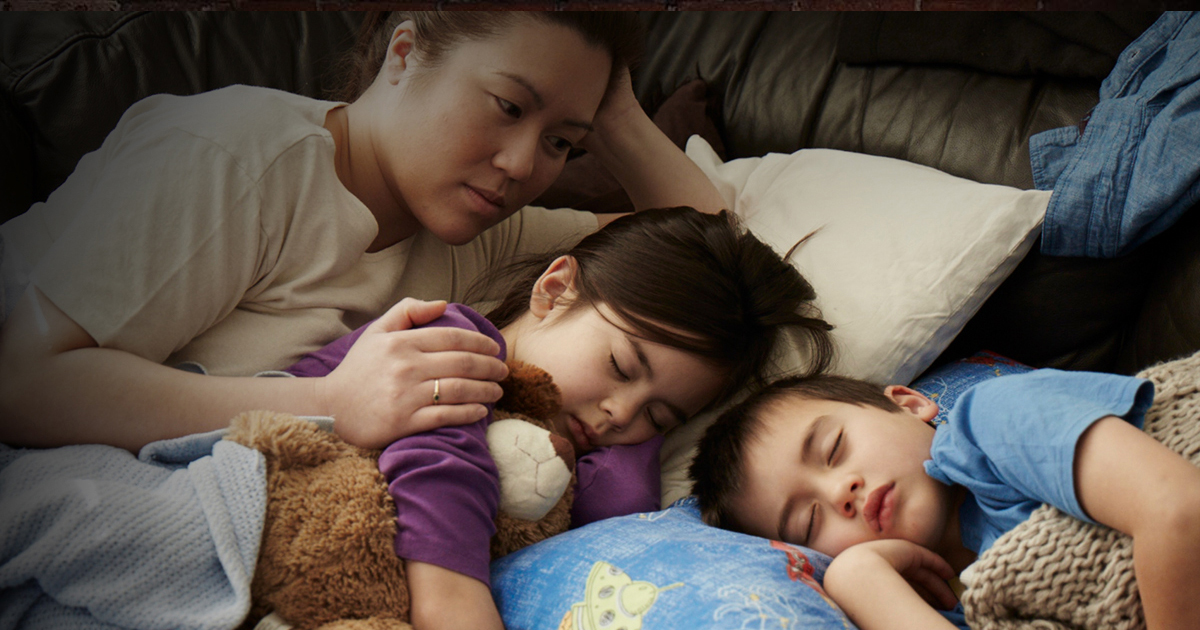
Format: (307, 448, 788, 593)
(282, 206, 834, 629)
(0, 206, 833, 630)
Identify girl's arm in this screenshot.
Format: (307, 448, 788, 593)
(0, 290, 506, 451)
(571, 436, 663, 528)
(1074, 416, 1200, 630)
(407, 561, 504, 630)
(823, 539, 961, 630)
(580, 68, 726, 217)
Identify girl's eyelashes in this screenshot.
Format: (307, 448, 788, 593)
(646, 408, 664, 432)
(609, 353, 629, 382)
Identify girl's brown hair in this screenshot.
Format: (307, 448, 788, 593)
(334, 11, 644, 102)
(469, 207, 835, 408)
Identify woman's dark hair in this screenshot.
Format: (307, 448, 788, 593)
(468, 207, 834, 407)
(333, 11, 644, 102)
(690, 374, 900, 531)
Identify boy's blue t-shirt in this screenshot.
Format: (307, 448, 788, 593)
(925, 369, 1154, 556)
(923, 369, 1154, 629)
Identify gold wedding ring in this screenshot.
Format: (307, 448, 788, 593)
(432, 379, 441, 405)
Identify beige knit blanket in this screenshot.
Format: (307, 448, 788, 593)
(958, 350, 1200, 630)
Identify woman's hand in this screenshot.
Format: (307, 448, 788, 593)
(319, 299, 509, 450)
(574, 65, 726, 215)
(579, 66, 641, 153)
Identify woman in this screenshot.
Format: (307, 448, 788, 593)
(0, 13, 725, 454)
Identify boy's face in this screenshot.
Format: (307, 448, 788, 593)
(726, 387, 959, 559)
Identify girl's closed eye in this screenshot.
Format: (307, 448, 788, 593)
(609, 353, 630, 382)
(645, 407, 664, 433)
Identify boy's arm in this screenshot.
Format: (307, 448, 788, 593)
(407, 560, 504, 630)
(823, 539, 961, 630)
(1075, 416, 1200, 630)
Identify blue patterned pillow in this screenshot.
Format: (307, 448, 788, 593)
(911, 350, 1033, 426)
(491, 496, 855, 630)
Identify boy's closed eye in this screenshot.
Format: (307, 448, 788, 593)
(791, 424, 845, 546)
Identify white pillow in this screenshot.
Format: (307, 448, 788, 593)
(660, 137, 1049, 507)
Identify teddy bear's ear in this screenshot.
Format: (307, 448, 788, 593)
(498, 361, 562, 420)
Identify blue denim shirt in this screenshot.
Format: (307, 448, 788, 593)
(1031, 11, 1200, 258)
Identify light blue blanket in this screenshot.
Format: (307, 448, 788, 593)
(0, 431, 266, 630)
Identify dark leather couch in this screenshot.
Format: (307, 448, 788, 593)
(3, 11, 1196, 379)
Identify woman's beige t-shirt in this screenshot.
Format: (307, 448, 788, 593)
(2, 85, 596, 376)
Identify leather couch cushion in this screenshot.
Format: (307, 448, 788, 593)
(836, 12, 1161, 79)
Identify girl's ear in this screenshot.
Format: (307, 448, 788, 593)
(883, 385, 940, 424)
(529, 256, 579, 320)
(382, 21, 418, 85)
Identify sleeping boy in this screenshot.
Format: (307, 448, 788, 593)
(689, 369, 1200, 630)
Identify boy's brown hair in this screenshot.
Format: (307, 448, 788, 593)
(690, 374, 901, 530)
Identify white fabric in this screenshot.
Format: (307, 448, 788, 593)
(661, 137, 1048, 507)
(0, 85, 595, 376)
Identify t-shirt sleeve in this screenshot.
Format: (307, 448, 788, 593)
(379, 421, 500, 585)
(377, 304, 506, 586)
(925, 369, 1154, 526)
(570, 435, 663, 528)
(29, 106, 265, 364)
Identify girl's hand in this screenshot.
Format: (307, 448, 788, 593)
(318, 298, 509, 449)
(828, 540, 959, 612)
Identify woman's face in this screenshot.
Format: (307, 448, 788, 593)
(373, 18, 611, 246)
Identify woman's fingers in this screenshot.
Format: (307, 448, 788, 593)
(370, 298, 448, 333)
(408, 350, 509, 385)
(406, 403, 493, 434)
(381, 326, 504, 361)
(422, 377, 504, 408)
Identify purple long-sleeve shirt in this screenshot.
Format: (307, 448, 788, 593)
(285, 303, 661, 585)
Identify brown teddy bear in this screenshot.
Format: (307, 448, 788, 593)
(224, 362, 575, 630)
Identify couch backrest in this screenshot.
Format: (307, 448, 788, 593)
(4, 11, 1195, 376)
(632, 11, 1195, 375)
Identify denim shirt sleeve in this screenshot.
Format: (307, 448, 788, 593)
(1031, 11, 1200, 257)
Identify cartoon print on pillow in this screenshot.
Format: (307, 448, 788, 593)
(558, 562, 683, 630)
(710, 541, 851, 630)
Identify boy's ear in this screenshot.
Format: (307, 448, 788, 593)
(529, 256, 579, 319)
(382, 21, 418, 84)
(883, 385, 940, 423)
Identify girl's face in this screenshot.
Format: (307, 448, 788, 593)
(504, 266, 726, 457)
(371, 18, 611, 246)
